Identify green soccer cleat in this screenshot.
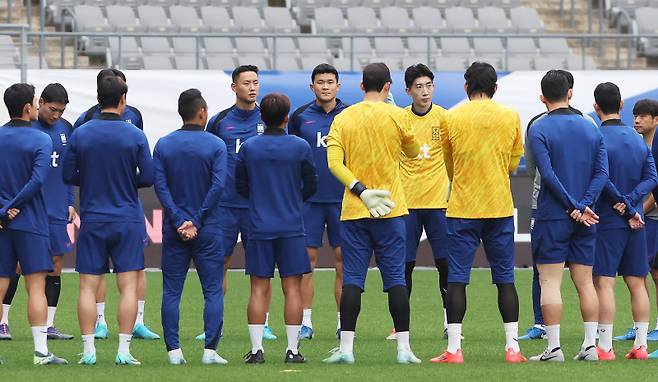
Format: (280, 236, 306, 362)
(322, 348, 355, 364)
(78, 352, 97, 365)
(33, 351, 68, 365)
(94, 323, 109, 340)
(649, 348, 658, 359)
(263, 325, 277, 340)
(397, 350, 422, 364)
(132, 324, 160, 340)
(115, 352, 141, 365)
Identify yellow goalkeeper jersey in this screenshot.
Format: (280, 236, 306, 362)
(400, 104, 450, 209)
(440, 99, 523, 219)
(327, 101, 419, 221)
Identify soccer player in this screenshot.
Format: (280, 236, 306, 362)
(202, 65, 277, 341)
(520, 70, 597, 341)
(1, 84, 77, 341)
(396, 63, 450, 340)
(73, 68, 159, 341)
(527, 70, 608, 362)
(591, 82, 657, 361)
(633, 99, 658, 351)
(288, 63, 347, 339)
(63, 76, 154, 365)
(154, 89, 228, 365)
(431, 62, 526, 364)
(322, 63, 422, 365)
(236, 93, 317, 364)
(0, 83, 67, 365)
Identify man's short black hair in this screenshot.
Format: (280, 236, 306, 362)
(362, 63, 392, 93)
(40, 83, 69, 104)
(178, 88, 207, 122)
(633, 99, 658, 117)
(96, 68, 126, 86)
(464, 62, 497, 98)
(311, 63, 339, 83)
(556, 69, 574, 89)
(540, 70, 569, 103)
(404, 63, 434, 89)
(232, 65, 259, 83)
(4, 83, 35, 118)
(594, 82, 622, 115)
(97, 76, 128, 110)
(260, 92, 290, 128)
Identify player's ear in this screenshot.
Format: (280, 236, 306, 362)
(619, 99, 624, 112)
(231, 82, 237, 92)
(492, 83, 498, 96)
(283, 114, 289, 124)
(539, 94, 545, 105)
(463, 83, 468, 95)
(359, 82, 365, 92)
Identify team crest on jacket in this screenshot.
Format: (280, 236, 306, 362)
(60, 133, 67, 145)
(257, 123, 265, 135)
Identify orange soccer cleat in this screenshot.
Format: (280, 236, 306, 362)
(430, 349, 464, 364)
(596, 347, 616, 361)
(505, 348, 528, 363)
(625, 345, 649, 360)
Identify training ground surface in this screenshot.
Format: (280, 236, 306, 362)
(1, 269, 658, 381)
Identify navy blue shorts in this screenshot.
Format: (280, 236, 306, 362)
(446, 217, 515, 284)
(532, 219, 596, 266)
(219, 206, 250, 257)
(303, 202, 342, 248)
(341, 217, 406, 291)
(594, 228, 649, 277)
(0, 230, 52, 276)
(245, 236, 311, 278)
(49, 223, 72, 256)
(404, 209, 448, 262)
(645, 218, 658, 268)
(76, 221, 145, 275)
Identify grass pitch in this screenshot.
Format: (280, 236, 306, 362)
(1, 269, 658, 381)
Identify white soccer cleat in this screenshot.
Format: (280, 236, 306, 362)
(396, 350, 421, 364)
(168, 349, 186, 365)
(202, 350, 228, 365)
(529, 347, 565, 362)
(573, 346, 599, 361)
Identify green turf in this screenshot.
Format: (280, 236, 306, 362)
(1, 269, 658, 380)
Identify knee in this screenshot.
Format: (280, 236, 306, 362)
(539, 280, 562, 306)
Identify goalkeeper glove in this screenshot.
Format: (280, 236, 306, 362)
(350, 181, 395, 218)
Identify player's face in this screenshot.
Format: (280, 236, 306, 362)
(38, 99, 66, 125)
(311, 73, 340, 103)
(407, 76, 434, 108)
(634, 113, 658, 135)
(232, 71, 259, 105)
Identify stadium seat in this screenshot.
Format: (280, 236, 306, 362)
(506, 37, 538, 56)
(232, 7, 271, 33)
(611, 0, 649, 16)
(119, 55, 144, 70)
(538, 38, 571, 57)
(533, 56, 567, 70)
(510, 7, 544, 33)
(314, 7, 351, 33)
(207, 0, 242, 8)
(328, 0, 360, 12)
(114, 0, 142, 7)
(73, 5, 108, 32)
(426, 0, 461, 10)
(264, 7, 300, 33)
(178, 0, 207, 8)
(141, 37, 172, 56)
(347, 7, 385, 33)
(459, 0, 491, 9)
(298, 37, 332, 57)
(203, 37, 234, 56)
(380, 7, 416, 33)
(505, 56, 533, 70)
(412, 7, 447, 33)
(445, 6, 480, 33)
(341, 37, 374, 58)
(439, 37, 472, 56)
(138, 5, 176, 33)
(371, 57, 401, 71)
(273, 56, 301, 70)
(636, 9, 658, 57)
(296, 0, 330, 26)
(107, 5, 145, 33)
(235, 56, 270, 70)
(300, 56, 333, 70)
(170, 6, 208, 33)
(331, 56, 353, 71)
(477, 6, 512, 33)
(567, 56, 598, 70)
(144, 55, 174, 70)
(407, 37, 439, 56)
(362, 0, 396, 9)
(402, 56, 431, 69)
(47, 0, 78, 26)
(143, 0, 173, 7)
(173, 37, 201, 55)
(109, 36, 140, 61)
(473, 38, 505, 57)
(433, 56, 467, 71)
(393, 0, 425, 10)
(234, 37, 268, 56)
(206, 55, 236, 70)
(267, 37, 298, 56)
(241, 0, 269, 7)
(82, 0, 107, 9)
(374, 37, 407, 58)
(490, 0, 522, 10)
(201, 7, 239, 33)
(174, 55, 205, 70)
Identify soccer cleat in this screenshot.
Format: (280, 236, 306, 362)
(596, 347, 615, 361)
(33, 351, 68, 365)
(132, 324, 160, 340)
(647, 329, 658, 341)
(519, 326, 546, 340)
(322, 348, 355, 364)
(94, 323, 109, 339)
(202, 351, 227, 365)
(649, 348, 658, 359)
(47, 326, 74, 340)
(429, 349, 464, 364)
(78, 352, 97, 365)
(284, 350, 306, 363)
(0, 323, 11, 340)
(299, 325, 314, 340)
(386, 329, 397, 340)
(115, 352, 141, 365)
(168, 351, 186, 365)
(195, 332, 205, 341)
(625, 345, 649, 360)
(613, 327, 636, 341)
(505, 348, 528, 363)
(244, 349, 265, 364)
(263, 326, 277, 340)
(529, 347, 565, 362)
(573, 346, 599, 361)
(397, 350, 422, 364)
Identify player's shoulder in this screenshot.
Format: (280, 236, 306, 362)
(215, 105, 236, 122)
(27, 127, 52, 145)
(291, 101, 314, 120)
(126, 105, 142, 118)
(287, 133, 310, 147)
